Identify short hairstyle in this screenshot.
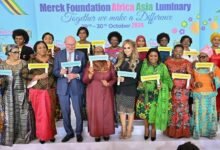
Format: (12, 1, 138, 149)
(174, 44, 184, 50)
(146, 48, 161, 64)
(42, 32, 54, 41)
(77, 26, 89, 37)
(180, 35, 193, 46)
(12, 29, 30, 44)
(107, 31, 122, 44)
(5, 44, 19, 56)
(156, 32, 170, 44)
(33, 41, 48, 52)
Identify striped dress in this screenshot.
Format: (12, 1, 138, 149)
(0, 60, 34, 146)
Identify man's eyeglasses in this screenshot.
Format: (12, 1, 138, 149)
(65, 43, 75, 46)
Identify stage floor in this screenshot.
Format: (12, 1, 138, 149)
(1, 105, 220, 150)
(1, 119, 220, 150)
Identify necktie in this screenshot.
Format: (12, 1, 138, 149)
(68, 51, 73, 73)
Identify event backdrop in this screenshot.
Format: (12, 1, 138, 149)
(0, 0, 219, 51)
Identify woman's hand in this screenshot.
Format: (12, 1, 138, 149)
(101, 80, 109, 87)
(33, 73, 48, 81)
(88, 67, 94, 79)
(88, 67, 94, 74)
(157, 81, 162, 90)
(194, 82, 203, 88)
(118, 77, 125, 82)
(40, 73, 48, 79)
(209, 72, 214, 79)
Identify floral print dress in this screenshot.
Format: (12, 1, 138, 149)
(164, 58, 193, 138)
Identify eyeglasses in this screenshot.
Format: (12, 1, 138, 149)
(65, 43, 75, 46)
(199, 55, 208, 59)
(11, 51, 20, 54)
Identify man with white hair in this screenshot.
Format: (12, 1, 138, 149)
(53, 36, 86, 142)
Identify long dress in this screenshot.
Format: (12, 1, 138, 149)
(210, 48, 220, 113)
(136, 60, 173, 130)
(83, 61, 117, 137)
(0, 60, 34, 146)
(191, 66, 220, 139)
(164, 58, 192, 138)
(21, 58, 56, 141)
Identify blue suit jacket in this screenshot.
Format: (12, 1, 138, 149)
(53, 49, 86, 96)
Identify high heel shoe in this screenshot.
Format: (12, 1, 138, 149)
(50, 138, 56, 142)
(39, 140, 45, 144)
(95, 137, 101, 142)
(144, 129, 149, 140)
(103, 136, 110, 141)
(151, 129, 156, 141)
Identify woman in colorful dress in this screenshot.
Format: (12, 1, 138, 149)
(105, 31, 123, 64)
(209, 32, 220, 118)
(191, 46, 220, 139)
(21, 41, 56, 144)
(115, 39, 142, 139)
(0, 44, 34, 146)
(136, 35, 147, 61)
(156, 32, 171, 62)
(83, 46, 116, 142)
(136, 48, 173, 141)
(164, 44, 192, 138)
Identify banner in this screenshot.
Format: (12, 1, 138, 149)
(172, 73, 191, 88)
(61, 61, 81, 68)
(0, 70, 12, 76)
(195, 62, 214, 71)
(0, 0, 219, 50)
(117, 71, 137, 85)
(28, 63, 49, 73)
(141, 74, 160, 85)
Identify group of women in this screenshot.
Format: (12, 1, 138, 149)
(0, 27, 220, 146)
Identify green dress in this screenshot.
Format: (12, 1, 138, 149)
(136, 60, 173, 131)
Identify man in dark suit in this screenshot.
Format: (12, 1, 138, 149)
(53, 36, 86, 142)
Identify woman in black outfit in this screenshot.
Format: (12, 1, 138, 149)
(12, 29, 34, 61)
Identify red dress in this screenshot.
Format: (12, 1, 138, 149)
(210, 49, 220, 113)
(83, 62, 117, 137)
(164, 58, 192, 138)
